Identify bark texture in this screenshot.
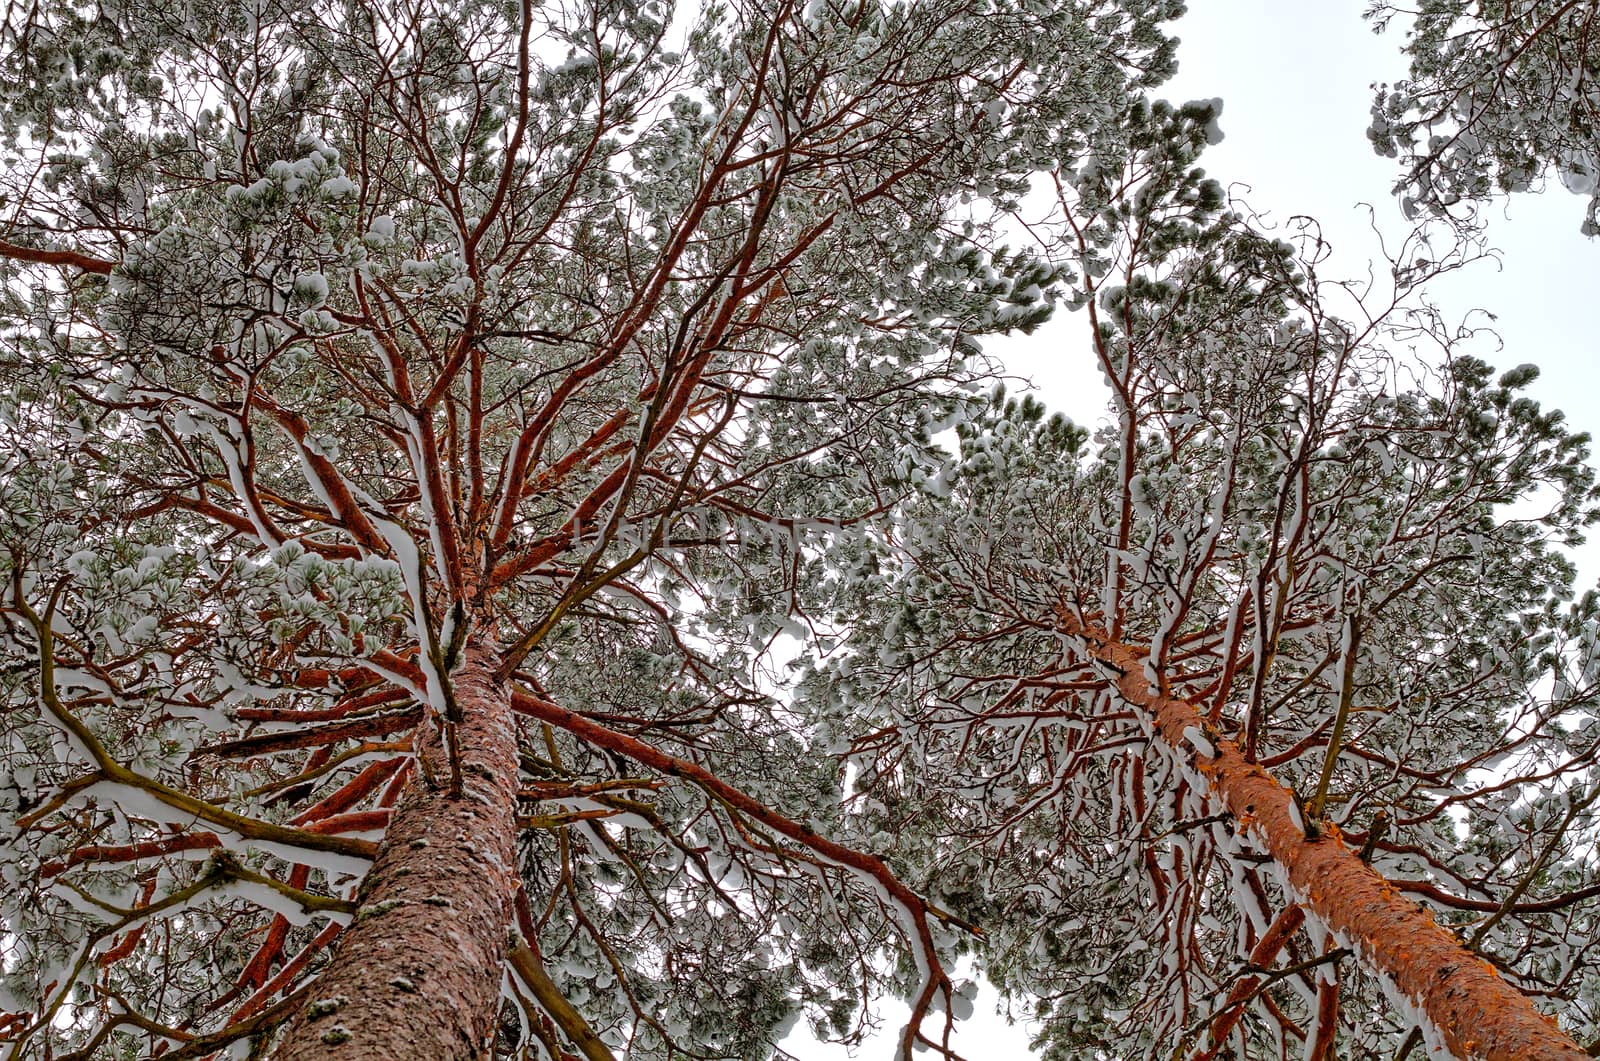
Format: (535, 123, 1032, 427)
(1063, 613, 1589, 1061)
(270, 643, 520, 1061)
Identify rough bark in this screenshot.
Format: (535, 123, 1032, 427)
(270, 643, 520, 1061)
(1062, 612, 1589, 1061)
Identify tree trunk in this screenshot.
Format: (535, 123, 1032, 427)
(1061, 612, 1589, 1061)
(271, 643, 520, 1061)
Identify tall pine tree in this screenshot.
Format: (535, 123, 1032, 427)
(803, 98, 1600, 1059)
(0, 0, 1179, 1057)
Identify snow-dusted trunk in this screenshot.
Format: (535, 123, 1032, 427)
(271, 643, 520, 1061)
(1059, 612, 1590, 1061)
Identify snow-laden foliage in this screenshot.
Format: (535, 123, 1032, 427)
(801, 96, 1600, 1057)
(0, 1, 1184, 1058)
(1368, 0, 1600, 234)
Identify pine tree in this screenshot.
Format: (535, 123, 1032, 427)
(0, 1, 1182, 1058)
(803, 97, 1600, 1059)
(1367, 0, 1600, 234)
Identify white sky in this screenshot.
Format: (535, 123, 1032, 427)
(789, 2, 1598, 1057)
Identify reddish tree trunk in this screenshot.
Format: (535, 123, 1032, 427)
(1062, 613, 1589, 1061)
(271, 643, 520, 1061)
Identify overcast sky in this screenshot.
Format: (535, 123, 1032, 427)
(788, 2, 1598, 1056)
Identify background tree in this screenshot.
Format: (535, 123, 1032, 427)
(1367, 0, 1600, 234)
(804, 96, 1600, 1059)
(0, 0, 1183, 1058)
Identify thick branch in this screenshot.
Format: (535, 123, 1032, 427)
(507, 685, 965, 1060)
(0, 239, 115, 275)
